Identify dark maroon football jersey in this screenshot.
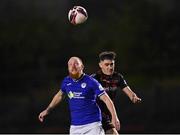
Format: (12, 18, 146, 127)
(91, 70, 128, 120)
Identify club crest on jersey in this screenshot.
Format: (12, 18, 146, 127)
(81, 83, 87, 88)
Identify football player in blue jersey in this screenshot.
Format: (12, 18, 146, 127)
(91, 51, 141, 134)
(38, 56, 120, 134)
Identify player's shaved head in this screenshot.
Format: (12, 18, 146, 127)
(68, 57, 83, 66)
(68, 56, 84, 79)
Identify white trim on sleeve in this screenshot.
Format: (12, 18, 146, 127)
(98, 91, 106, 97)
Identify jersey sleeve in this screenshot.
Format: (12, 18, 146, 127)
(91, 77, 105, 97)
(60, 79, 66, 93)
(118, 73, 128, 89)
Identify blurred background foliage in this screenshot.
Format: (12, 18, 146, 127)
(0, 0, 180, 133)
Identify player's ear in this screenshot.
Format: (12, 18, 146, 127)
(99, 62, 102, 68)
(81, 64, 84, 70)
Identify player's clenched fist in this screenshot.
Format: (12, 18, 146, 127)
(38, 109, 49, 122)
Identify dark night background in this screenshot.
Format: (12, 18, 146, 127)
(0, 0, 180, 133)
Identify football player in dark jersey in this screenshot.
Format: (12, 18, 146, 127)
(91, 51, 141, 134)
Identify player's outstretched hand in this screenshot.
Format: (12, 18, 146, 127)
(132, 95, 142, 103)
(38, 109, 49, 122)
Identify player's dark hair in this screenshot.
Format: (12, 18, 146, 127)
(99, 51, 116, 61)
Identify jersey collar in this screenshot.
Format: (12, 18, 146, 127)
(72, 73, 85, 82)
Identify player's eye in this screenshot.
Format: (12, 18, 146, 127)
(104, 63, 113, 66)
(105, 63, 110, 66)
(110, 63, 114, 66)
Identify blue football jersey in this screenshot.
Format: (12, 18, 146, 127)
(60, 74, 105, 125)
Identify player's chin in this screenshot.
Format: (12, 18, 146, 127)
(107, 71, 113, 75)
(69, 73, 79, 79)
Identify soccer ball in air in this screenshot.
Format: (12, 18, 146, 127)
(68, 6, 88, 25)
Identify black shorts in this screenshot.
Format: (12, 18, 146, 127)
(102, 117, 115, 131)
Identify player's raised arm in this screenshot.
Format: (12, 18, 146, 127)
(38, 90, 64, 122)
(99, 93, 120, 131)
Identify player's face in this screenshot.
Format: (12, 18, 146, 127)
(68, 57, 84, 79)
(99, 59, 115, 75)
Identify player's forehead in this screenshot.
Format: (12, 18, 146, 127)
(68, 57, 82, 65)
(101, 59, 114, 64)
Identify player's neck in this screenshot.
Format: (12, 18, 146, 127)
(101, 70, 110, 76)
(72, 73, 84, 82)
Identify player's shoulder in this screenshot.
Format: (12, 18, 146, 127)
(60, 76, 72, 90)
(114, 71, 123, 77)
(61, 76, 72, 84)
(90, 70, 101, 78)
(90, 73, 97, 78)
(85, 74, 95, 80)
(85, 74, 99, 83)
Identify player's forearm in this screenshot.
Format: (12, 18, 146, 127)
(106, 98, 118, 119)
(46, 91, 63, 113)
(123, 87, 141, 103)
(101, 94, 118, 119)
(123, 86, 136, 100)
